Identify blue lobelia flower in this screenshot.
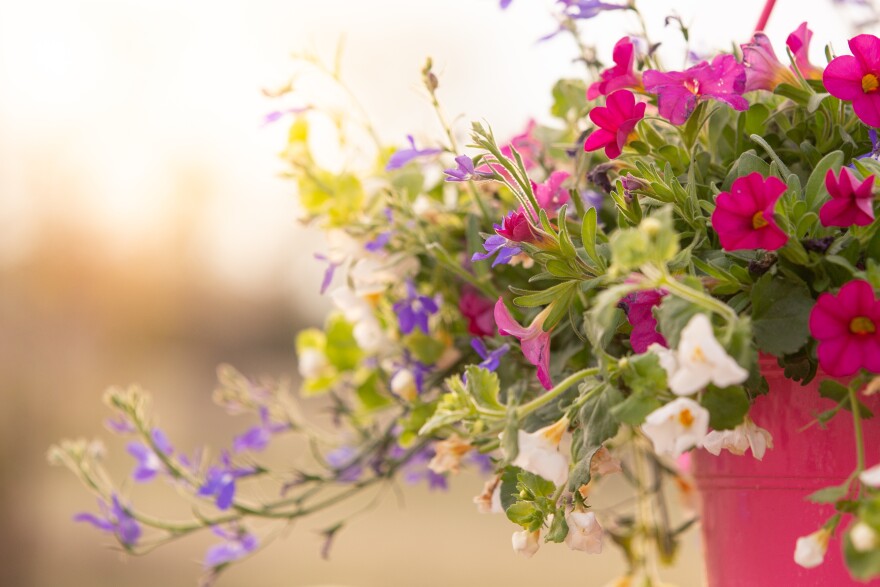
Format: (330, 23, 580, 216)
(232, 407, 290, 453)
(204, 526, 259, 568)
(393, 281, 439, 335)
(197, 452, 256, 510)
(443, 155, 494, 182)
(126, 428, 174, 483)
(74, 494, 142, 548)
(471, 339, 510, 372)
(385, 135, 442, 171)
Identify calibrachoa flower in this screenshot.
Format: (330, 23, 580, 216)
(660, 314, 749, 396)
(204, 526, 259, 568)
(385, 135, 442, 170)
(824, 34, 880, 127)
(472, 210, 541, 267)
(794, 528, 831, 569)
(232, 407, 290, 453)
(809, 279, 880, 377)
(786, 22, 823, 80)
(494, 299, 554, 390)
(393, 281, 439, 335)
(459, 288, 496, 337)
(74, 494, 142, 548)
(126, 428, 173, 483)
(584, 89, 646, 159)
(711, 172, 788, 251)
(197, 452, 256, 510)
(587, 37, 643, 99)
(533, 170, 571, 213)
(819, 167, 875, 227)
(618, 289, 666, 353)
(702, 417, 773, 460)
(564, 511, 603, 553)
(643, 55, 748, 125)
(443, 155, 494, 182)
(741, 33, 798, 92)
(508, 418, 569, 487)
(471, 338, 510, 372)
(642, 397, 710, 458)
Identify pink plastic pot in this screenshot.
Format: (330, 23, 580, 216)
(694, 359, 880, 587)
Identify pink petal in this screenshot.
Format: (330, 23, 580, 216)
(590, 105, 623, 130)
(853, 94, 880, 128)
(606, 88, 636, 115)
(818, 336, 863, 377)
(755, 222, 788, 251)
(494, 298, 530, 338)
(850, 34, 880, 74)
(584, 129, 614, 152)
(521, 333, 553, 390)
(657, 87, 698, 125)
(809, 296, 851, 339)
(820, 199, 865, 227)
(845, 280, 878, 316)
(823, 55, 864, 101)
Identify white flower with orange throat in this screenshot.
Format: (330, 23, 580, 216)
(642, 398, 710, 458)
(506, 417, 570, 488)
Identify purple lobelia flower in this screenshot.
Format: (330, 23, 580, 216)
(197, 452, 256, 510)
(500, 0, 513, 8)
(468, 450, 495, 474)
(204, 526, 259, 568)
(643, 55, 748, 125)
(472, 209, 543, 267)
(471, 338, 510, 372)
(105, 415, 136, 434)
(126, 428, 174, 483)
(557, 0, 628, 19)
(392, 444, 448, 490)
(233, 407, 290, 453)
(393, 281, 439, 335)
(325, 446, 364, 483)
(443, 155, 494, 182)
(314, 253, 340, 295)
(857, 129, 880, 161)
(74, 494, 142, 548)
(385, 135, 442, 171)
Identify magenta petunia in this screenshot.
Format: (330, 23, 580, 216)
(823, 34, 880, 127)
(809, 280, 880, 377)
(587, 37, 643, 100)
(786, 22, 823, 80)
(711, 172, 788, 251)
(533, 170, 571, 213)
(584, 89, 646, 159)
(819, 167, 875, 227)
(741, 33, 798, 92)
(494, 299, 553, 390)
(459, 288, 496, 337)
(620, 289, 667, 353)
(643, 54, 748, 125)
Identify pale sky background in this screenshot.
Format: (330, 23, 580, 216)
(0, 0, 868, 310)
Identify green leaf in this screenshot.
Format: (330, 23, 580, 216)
(844, 531, 880, 580)
(355, 371, 393, 411)
(499, 466, 522, 511)
(551, 78, 588, 120)
(701, 385, 750, 430)
(464, 366, 504, 410)
(325, 314, 362, 371)
(405, 331, 446, 365)
(750, 273, 813, 356)
(506, 501, 539, 527)
(656, 296, 702, 348)
(804, 150, 843, 211)
(514, 281, 577, 308)
(806, 483, 849, 504)
(545, 508, 569, 543)
(568, 384, 624, 491)
(611, 390, 662, 425)
(820, 379, 874, 418)
(518, 469, 557, 499)
(580, 207, 601, 267)
(619, 353, 668, 395)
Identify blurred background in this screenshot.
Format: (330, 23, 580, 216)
(1, 0, 874, 585)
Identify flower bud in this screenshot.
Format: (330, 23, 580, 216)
(851, 522, 878, 552)
(564, 511, 604, 554)
(794, 528, 831, 569)
(390, 369, 418, 401)
(511, 529, 541, 558)
(297, 349, 328, 379)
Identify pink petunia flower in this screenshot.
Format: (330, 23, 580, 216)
(643, 54, 748, 125)
(460, 288, 496, 337)
(533, 170, 571, 214)
(819, 167, 876, 227)
(741, 33, 798, 92)
(584, 90, 646, 159)
(824, 34, 880, 127)
(620, 290, 667, 353)
(494, 299, 553, 390)
(786, 22, 823, 81)
(711, 172, 788, 251)
(587, 37, 644, 100)
(809, 280, 880, 377)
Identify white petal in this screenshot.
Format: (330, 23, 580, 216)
(860, 463, 880, 488)
(564, 511, 603, 554)
(512, 530, 541, 558)
(851, 522, 878, 552)
(794, 530, 829, 569)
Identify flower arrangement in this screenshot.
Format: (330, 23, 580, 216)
(50, 0, 880, 584)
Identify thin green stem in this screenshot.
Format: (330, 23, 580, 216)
(515, 368, 599, 419)
(850, 385, 866, 495)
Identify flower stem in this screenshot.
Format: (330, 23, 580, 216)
(515, 368, 599, 419)
(849, 384, 866, 495)
(754, 0, 777, 33)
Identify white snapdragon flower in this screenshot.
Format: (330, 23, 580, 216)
(794, 528, 831, 569)
(860, 463, 880, 488)
(511, 529, 541, 558)
(564, 511, 604, 554)
(642, 398, 710, 458)
(702, 417, 773, 460)
(667, 314, 749, 396)
(297, 348, 329, 379)
(851, 522, 878, 552)
(508, 418, 570, 488)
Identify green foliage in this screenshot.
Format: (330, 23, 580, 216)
(568, 384, 623, 491)
(750, 273, 814, 356)
(700, 385, 749, 430)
